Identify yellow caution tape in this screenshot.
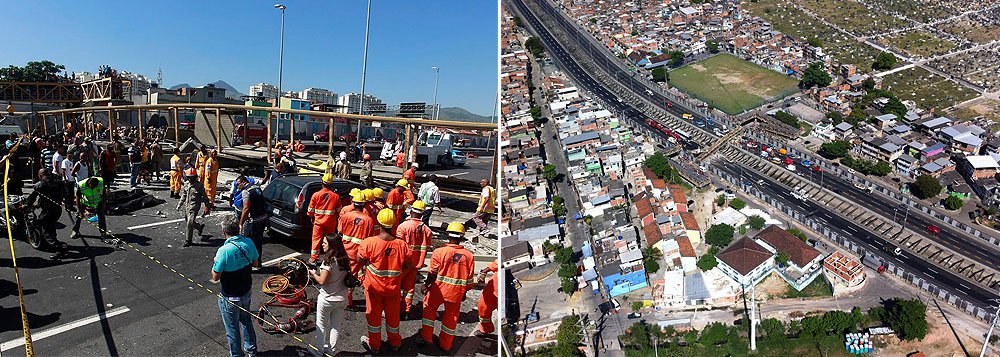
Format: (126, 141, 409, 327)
(3, 139, 36, 357)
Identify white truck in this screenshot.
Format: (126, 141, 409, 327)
(413, 131, 456, 167)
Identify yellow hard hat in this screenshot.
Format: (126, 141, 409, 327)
(350, 188, 361, 197)
(411, 200, 427, 212)
(363, 189, 375, 202)
(396, 179, 409, 188)
(446, 222, 466, 235)
(376, 209, 396, 228)
(372, 187, 384, 199)
(351, 190, 366, 203)
(322, 173, 335, 184)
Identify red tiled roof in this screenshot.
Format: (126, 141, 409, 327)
(676, 237, 696, 257)
(634, 191, 653, 218)
(643, 223, 662, 246)
(755, 226, 821, 268)
(668, 184, 686, 204)
(716, 236, 772, 275)
(679, 212, 699, 231)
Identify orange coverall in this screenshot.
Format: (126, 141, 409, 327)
(403, 168, 416, 183)
(478, 260, 499, 333)
(196, 152, 207, 182)
(397, 217, 434, 312)
(338, 209, 375, 274)
(203, 157, 220, 201)
(306, 187, 341, 261)
(385, 188, 415, 232)
(420, 243, 474, 351)
(169, 154, 182, 195)
(358, 237, 412, 352)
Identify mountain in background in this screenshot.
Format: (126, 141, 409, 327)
(170, 80, 246, 99)
(437, 107, 495, 123)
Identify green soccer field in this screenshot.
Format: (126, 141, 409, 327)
(668, 54, 800, 115)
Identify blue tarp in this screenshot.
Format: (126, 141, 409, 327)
(604, 270, 648, 297)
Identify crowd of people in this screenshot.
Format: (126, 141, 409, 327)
(3, 126, 498, 355)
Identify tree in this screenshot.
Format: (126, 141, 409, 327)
(846, 105, 867, 126)
(800, 62, 832, 89)
(706, 40, 720, 53)
(748, 215, 766, 230)
(807, 37, 822, 47)
(514, 16, 523, 27)
(761, 318, 786, 341)
(525, 37, 545, 58)
(558, 263, 579, 279)
(651, 67, 668, 82)
(775, 251, 790, 266)
(882, 96, 907, 119)
(819, 140, 851, 159)
(554, 315, 584, 355)
(530, 106, 543, 124)
(774, 110, 801, 129)
(872, 160, 892, 176)
(644, 152, 673, 180)
(0, 61, 67, 82)
(730, 198, 747, 210)
(552, 195, 565, 205)
(560, 277, 578, 298)
(787, 228, 809, 242)
(543, 164, 558, 181)
(552, 202, 568, 217)
(882, 298, 928, 341)
(697, 254, 718, 271)
(705, 224, 735, 247)
(543, 241, 560, 254)
(827, 111, 844, 124)
(716, 194, 727, 207)
(642, 247, 663, 274)
(699, 322, 728, 346)
(912, 174, 942, 199)
(872, 52, 898, 71)
(668, 51, 685, 67)
(944, 195, 964, 210)
(862, 77, 877, 91)
(631, 301, 643, 312)
(554, 247, 574, 264)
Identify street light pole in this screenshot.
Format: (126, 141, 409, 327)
(432, 66, 440, 120)
(274, 4, 286, 142)
(355, 0, 372, 145)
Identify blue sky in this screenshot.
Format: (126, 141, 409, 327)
(0, 1, 499, 116)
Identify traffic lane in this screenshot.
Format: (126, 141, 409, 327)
(718, 162, 992, 306)
(800, 165, 998, 265)
(418, 156, 493, 183)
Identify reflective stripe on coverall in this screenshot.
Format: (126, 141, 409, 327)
(397, 218, 433, 311)
(358, 237, 412, 351)
(421, 243, 474, 351)
(478, 260, 499, 333)
(307, 188, 341, 261)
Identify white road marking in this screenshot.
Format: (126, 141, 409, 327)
(0, 306, 130, 352)
(126, 212, 226, 230)
(448, 172, 469, 178)
(263, 252, 303, 267)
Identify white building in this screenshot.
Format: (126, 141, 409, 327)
(300, 87, 338, 105)
(249, 83, 278, 99)
(337, 93, 383, 114)
(73, 71, 97, 83)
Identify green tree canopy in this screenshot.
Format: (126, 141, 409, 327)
(560, 277, 577, 297)
(846, 106, 867, 126)
(555, 315, 584, 355)
(748, 215, 766, 230)
(872, 52, 898, 71)
(827, 111, 844, 124)
(558, 263, 579, 279)
(716, 194, 727, 207)
(729, 198, 747, 210)
(651, 67, 668, 82)
(543, 164, 558, 181)
(862, 77, 877, 91)
(525, 37, 545, 58)
(807, 37, 822, 47)
(669, 51, 685, 67)
(705, 224, 735, 247)
(642, 247, 663, 274)
(912, 174, 942, 199)
(944, 195, 964, 210)
(882, 96, 907, 119)
(554, 247, 574, 264)
(706, 40, 720, 53)
(696, 254, 718, 271)
(775, 251, 790, 266)
(644, 152, 673, 180)
(699, 322, 729, 346)
(631, 301, 643, 312)
(819, 140, 851, 158)
(786, 228, 808, 242)
(882, 299, 928, 341)
(0, 60, 67, 82)
(761, 318, 786, 341)
(774, 111, 801, 129)
(800, 62, 832, 89)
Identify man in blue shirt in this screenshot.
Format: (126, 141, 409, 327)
(211, 214, 260, 357)
(230, 169, 257, 213)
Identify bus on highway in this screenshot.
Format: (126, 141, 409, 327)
(674, 129, 691, 142)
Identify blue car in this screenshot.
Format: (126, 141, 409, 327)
(694, 120, 706, 128)
(801, 160, 812, 167)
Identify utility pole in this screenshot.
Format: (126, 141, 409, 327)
(750, 282, 757, 351)
(355, 0, 373, 145)
(980, 299, 1000, 357)
(274, 3, 287, 141)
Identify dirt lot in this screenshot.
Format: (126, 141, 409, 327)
(876, 303, 986, 357)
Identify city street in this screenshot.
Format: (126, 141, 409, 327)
(0, 176, 495, 356)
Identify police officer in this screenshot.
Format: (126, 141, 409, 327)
(23, 169, 68, 259)
(177, 161, 210, 247)
(72, 177, 109, 242)
(418, 222, 474, 352)
(236, 175, 267, 268)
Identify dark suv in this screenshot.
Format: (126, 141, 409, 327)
(262, 175, 365, 240)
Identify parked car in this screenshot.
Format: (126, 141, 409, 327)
(627, 312, 642, 319)
(451, 150, 467, 166)
(927, 225, 941, 234)
(261, 174, 366, 240)
(812, 166, 822, 172)
(801, 160, 812, 167)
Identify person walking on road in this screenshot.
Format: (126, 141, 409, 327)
(169, 147, 182, 198)
(360, 154, 374, 188)
(71, 177, 109, 241)
(307, 173, 342, 265)
(473, 179, 496, 240)
(211, 214, 259, 357)
(177, 163, 210, 247)
(339, 190, 375, 308)
(357, 209, 413, 353)
(204, 150, 220, 206)
(237, 175, 267, 268)
(23, 169, 68, 259)
(416, 174, 440, 226)
(476, 260, 499, 336)
(127, 140, 143, 189)
(417, 222, 475, 352)
(397, 200, 433, 316)
(308, 236, 350, 357)
(100, 142, 118, 189)
(333, 151, 352, 180)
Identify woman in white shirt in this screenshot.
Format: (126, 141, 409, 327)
(308, 237, 349, 356)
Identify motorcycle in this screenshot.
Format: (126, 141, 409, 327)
(0, 194, 46, 249)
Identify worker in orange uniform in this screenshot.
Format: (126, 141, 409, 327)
(403, 163, 418, 184)
(476, 260, 498, 335)
(395, 151, 405, 168)
(340, 188, 362, 215)
(195, 145, 208, 182)
(339, 190, 375, 308)
(371, 187, 387, 213)
(418, 222, 475, 351)
(361, 189, 377, 217)
(398, 200, 434, 316)
(357, 209, 412, 353)
(203, 149, 220, 206)
(385, 179, 415, 232)
(169, 147, 183, 198)
(306, 173, 342, 265)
